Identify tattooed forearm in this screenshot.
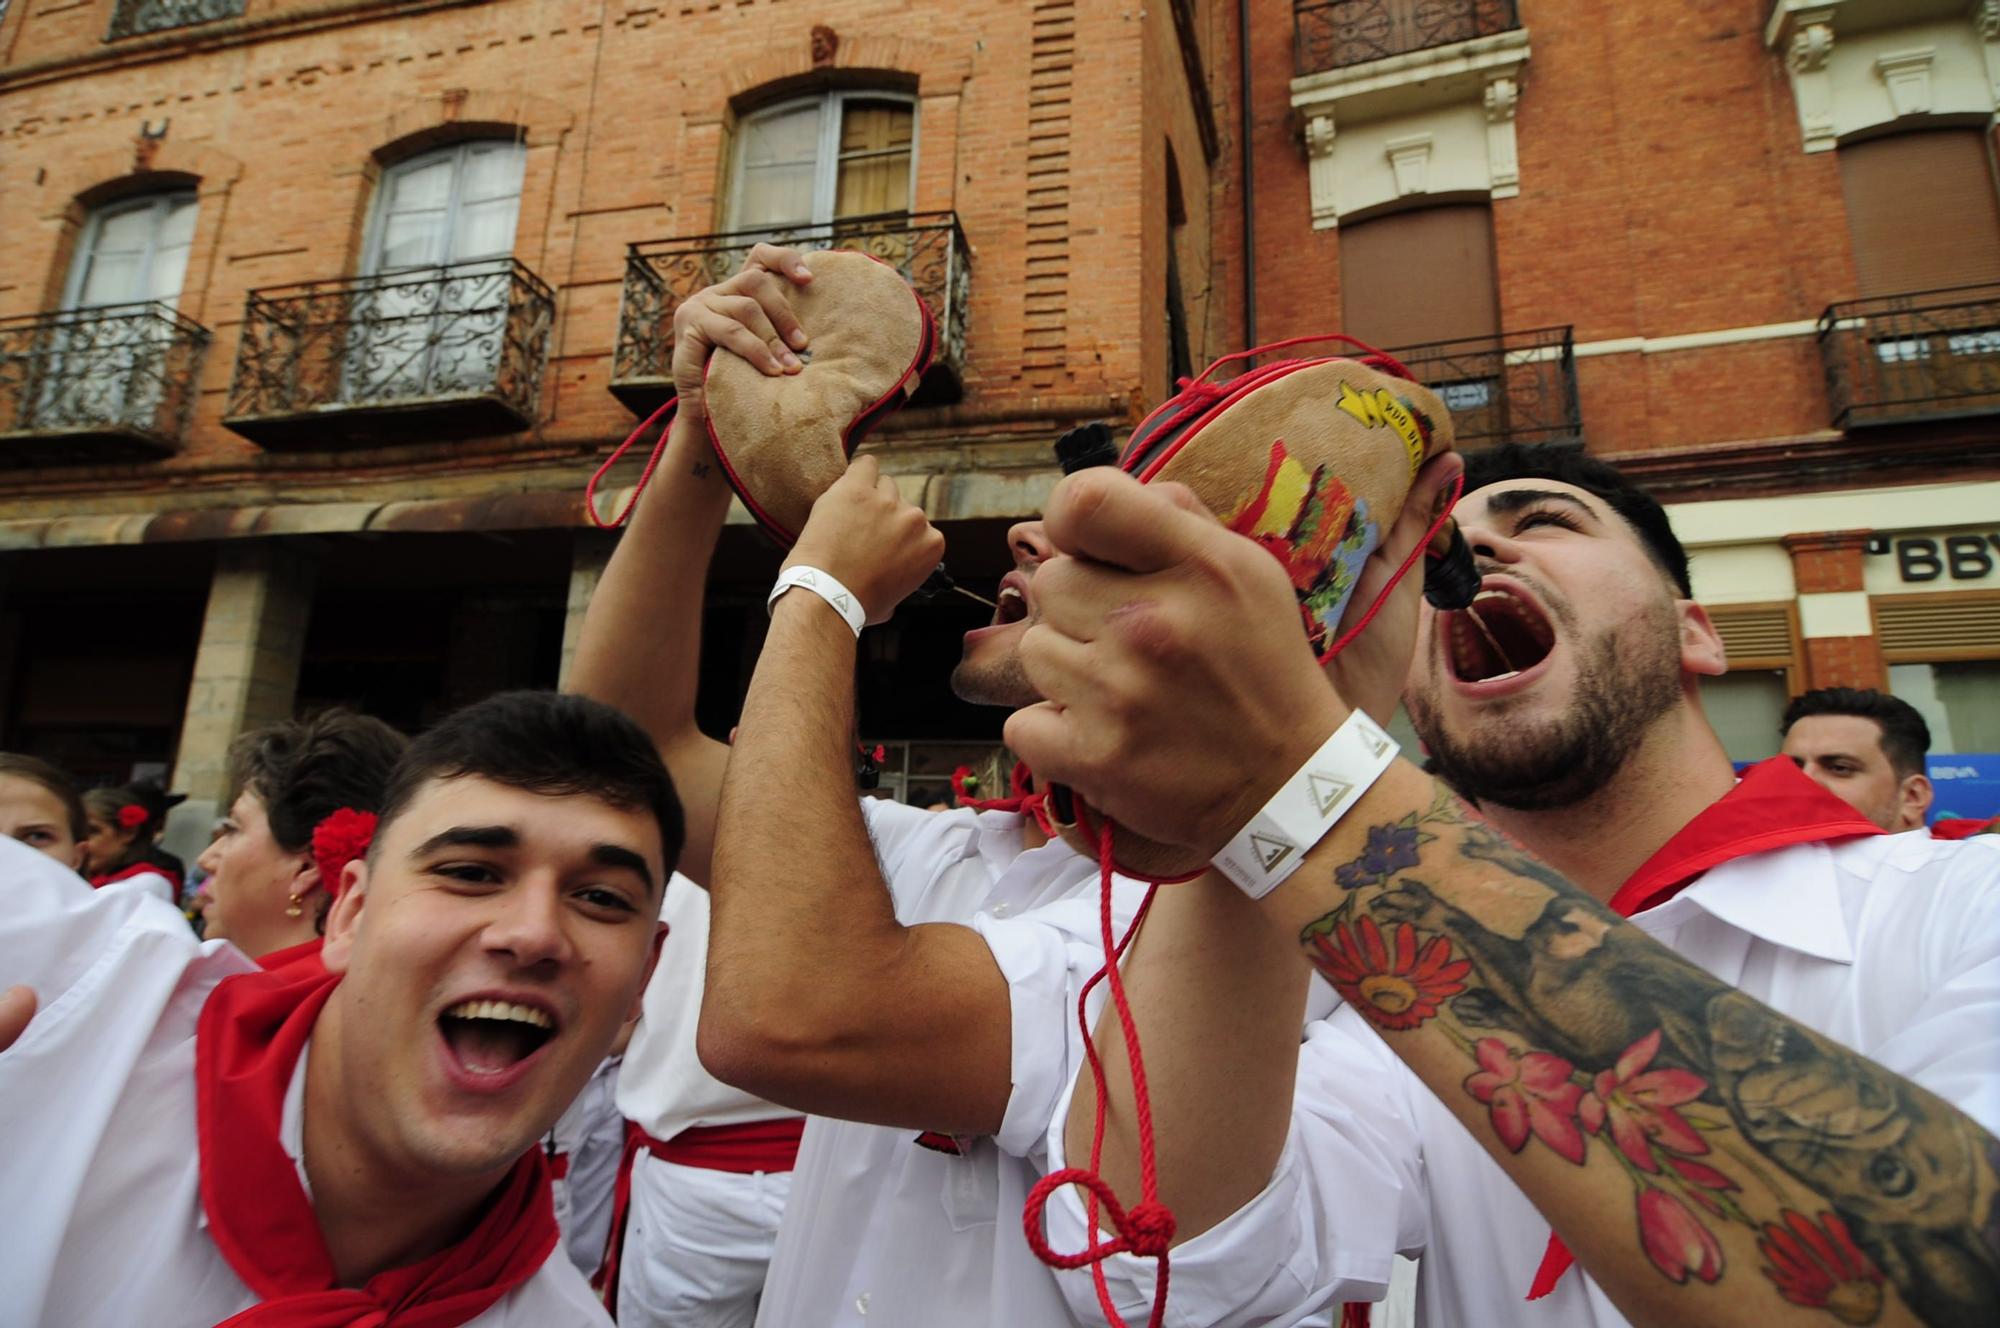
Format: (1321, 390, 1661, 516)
(1299, 785, 2000, 1326)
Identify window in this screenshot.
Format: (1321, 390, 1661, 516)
(728, 93, 916, 231)
(1340, 204, 1499, 351)
(349, 140, 526, 401)
(1701, 671, 1794, 765)
(37, 191, 199, 429)
(1838, 129, 2000, 298)
(65, 192, 197, 312)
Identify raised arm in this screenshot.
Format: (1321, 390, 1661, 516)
(1012, 468, 2000, 1328)
(566, 244, 813, 885)
(699, 457, 1018, 1136)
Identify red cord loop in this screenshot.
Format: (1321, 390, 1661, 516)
(585, 396, 679, 529)
(1191, 333, 1415, 386)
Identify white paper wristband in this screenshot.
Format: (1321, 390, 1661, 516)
(1211, 710, 1400, 899)
(767, 565, 866, 638)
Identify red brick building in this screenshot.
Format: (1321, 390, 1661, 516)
(1236, 0, 2000, 766)
(1, 0, 1997, 837)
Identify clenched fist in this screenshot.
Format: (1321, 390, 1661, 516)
(785, 456, 946, 626)
(1003, 469, 1350, 858)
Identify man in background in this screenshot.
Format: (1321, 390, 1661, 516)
(1779, 686, 1933, 831)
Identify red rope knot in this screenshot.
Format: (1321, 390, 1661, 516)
(1123, 1202, 1177, 1258)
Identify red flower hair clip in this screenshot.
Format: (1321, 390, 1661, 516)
(312, 808, 378, 899)
(116, 804, 149, 830)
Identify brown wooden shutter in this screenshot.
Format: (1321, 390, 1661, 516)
(1340, 204, 1500, 351)
(1838, 130, 2000, 297)
(1874, 592, 2000, 662)
(1706, 602, 1798, 670)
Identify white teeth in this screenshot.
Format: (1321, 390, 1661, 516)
(998, 587, 1025, 605)
(443, 999, 553, 1030)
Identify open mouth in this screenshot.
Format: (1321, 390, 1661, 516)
(1445, 585, 1556, 684)
(438, 998, 556, 1078)
(990, 575, 1029, 628)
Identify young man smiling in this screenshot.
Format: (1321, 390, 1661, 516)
(0, 690, 679, 1326)
(1009, 447, 2000, 1327)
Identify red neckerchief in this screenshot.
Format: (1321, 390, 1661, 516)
(1526, 757, 1883, 1300)
(195, 963, 559, 1327)
(952, 760, 1057, 839)
(90, 861, 181, 892)
(255, 937, 326, 976)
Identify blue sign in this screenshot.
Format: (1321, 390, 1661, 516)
(1928, 754, 2000, 827)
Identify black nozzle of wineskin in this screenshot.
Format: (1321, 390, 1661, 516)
(1424, 522, 1482, 611)
(912, 564, 953, 602)
(1054, 421, 1120, 475)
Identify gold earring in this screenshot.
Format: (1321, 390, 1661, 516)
(285, 893, 304, 918)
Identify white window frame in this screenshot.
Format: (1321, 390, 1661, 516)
(360, 139, 526, 276)
(62, 190, 198, 312)
(727, 90, 920, 231)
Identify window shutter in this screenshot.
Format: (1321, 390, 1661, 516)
(1838, 130, 2000, 297)
(1340, 204, 1500, 351)
(1707, 602, 1796, 668)
(1875, 593, 2000, 660)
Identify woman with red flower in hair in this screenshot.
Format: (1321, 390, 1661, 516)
(197, 708, 406, 966)
(80, 785, 180, 905)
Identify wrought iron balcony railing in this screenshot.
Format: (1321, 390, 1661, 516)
(612, 211, 971, 417)
(107, 0, 247, 41)
(1294, 0, 1522, 76)
(1381, 325, 1580, 448)
(1818, 283, 2000, 429)
(224, 258, 555, 448)
(0, 302, 209, 461)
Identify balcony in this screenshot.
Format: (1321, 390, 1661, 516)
(107, 0, 247, 40)
(611, 211, 971, 418)
(1294, 0, 1522, 75)
(1819, 284, 2000, 429)
(224, 259, 555, 449)
(0, 303, 209, 463)
(1380, 325, 1579, 448)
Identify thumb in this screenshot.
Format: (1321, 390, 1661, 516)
(1042, 468, 1222, 575)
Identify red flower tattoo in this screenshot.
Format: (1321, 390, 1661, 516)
(1637, 1187, 1724, 1285)
(1758, 1210, 1884, 1324)
(1309, 917, 1471, 1031)
(1464, 1037, 1587, 1164)
(1578, 1029, 1709, 1170)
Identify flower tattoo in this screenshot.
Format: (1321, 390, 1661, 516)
(1308, 917, 1471, 1031)
(1333, 816, 1431, 890)
(1757, 1210, 1885, 1324)
(1578, 1029, 1711, 1171)
(1638, 1186, 1725, 1285)
(1464, 1038, 1588, 1164)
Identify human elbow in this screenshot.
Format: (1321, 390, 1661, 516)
(695, 993, 845, 1102)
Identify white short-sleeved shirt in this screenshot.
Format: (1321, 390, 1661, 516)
(1046, 830, 2000, 1328)
(0, 836, 609, 1328)
(753, 799, 1149, 1328)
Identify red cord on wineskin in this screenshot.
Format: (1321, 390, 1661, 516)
(585, 397, 679, 529)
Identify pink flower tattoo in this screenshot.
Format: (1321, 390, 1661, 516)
(1578, 1029, 1710, 1170)
(1464, 1037, 1587, 1164)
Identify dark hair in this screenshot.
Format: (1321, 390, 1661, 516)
(1461, 444, 1693, 597)
(375, 691, 684, 879)
(0, 753, 87, 840)
(229, 709, 410, 853)
(81, 785, 154, 874)
(1781, 687, 1931, 779)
